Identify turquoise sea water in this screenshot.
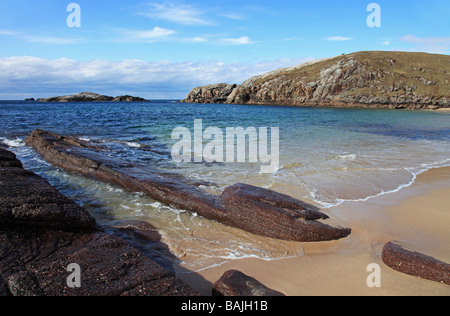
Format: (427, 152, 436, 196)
(1, 100, 449, 270)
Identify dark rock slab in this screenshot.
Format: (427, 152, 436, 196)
(221, 183, 351, 242)
(0, 148, 199, 296)
(0, 228, 199, 296)
(7, 271, 44, 296)
(0, 148, 23, 168)
(0, 159, 96, 232)
(382, 241, 450, 285)
(25, 129, 351, 242)
(213, 270, 285, 296)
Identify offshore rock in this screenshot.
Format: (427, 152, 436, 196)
(37, 92, 147, 102)
(25, 129, 351, 242)
(213, 270, 285, 297)
(382, 241, 450, 285)
(0, 147, 199, 296)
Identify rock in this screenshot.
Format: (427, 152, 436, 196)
(0, 147, 199, 296)
(24, 98, 35, 101)
(25, 129, 351, 242)
(113, 95, 148, 102)
(182, 83, 237, 104)
(0, 155, 96, 231)
(0, 148, 23, 168)
(212, 270, 285, 296)
(0, 276, 11, 296)
(382, 241, 450, 285)
(37, 92, 147, 103)
(8, 271, 44, 296)
(181, 51, 450, 110)
(221, 183, 351, 242)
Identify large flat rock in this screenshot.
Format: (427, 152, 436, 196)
(25, 129, 351, 242)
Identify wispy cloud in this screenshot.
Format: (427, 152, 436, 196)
(138, 2, 212, 26)
(0, 29, 82, 45)
(121, 27, 177, 42)
(219, 36, 255, 46)
(325, 36, 353, 41)
(23, 35, 83, 45)
(400, 35, 450, 54)
(0, 30, 19, 36)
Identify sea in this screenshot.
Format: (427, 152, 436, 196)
(1, 100, 449, 272)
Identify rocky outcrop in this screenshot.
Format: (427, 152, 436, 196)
(382, 241, 450, 285)
(37, 92, 147, 102)
(213, 270, 285, 296)
(182, 51, 450, 110)
(0, 147, 198, 296)
(113, 95, 147, 102)
(182, 83, 237, 104)
(25, 129, 351, 242)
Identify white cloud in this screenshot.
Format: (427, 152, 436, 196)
(219, 36, 255, 45)
(23, 35, 83, 45)
(0, 56, 314, 99)
(122, 27, 177, 41)
(325, 36, 353, 41)
(139, 2, 212, 26)
(400, 35, 450, 53)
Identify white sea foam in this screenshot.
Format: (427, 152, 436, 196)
(335, 154, 356, 160)
(0, 137, 25, 148)
(314, 160, 450, 209)
(125, 142, 141, 148)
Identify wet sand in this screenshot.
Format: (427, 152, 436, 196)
(180, 166, 450, 296)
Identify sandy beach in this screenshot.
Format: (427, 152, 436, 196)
(180, 166, 450, 296)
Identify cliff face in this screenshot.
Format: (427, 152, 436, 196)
(183, 51, 450, 110)
(182, 83, 237, 104)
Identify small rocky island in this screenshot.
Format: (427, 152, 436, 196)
(37, 92, 148, 102)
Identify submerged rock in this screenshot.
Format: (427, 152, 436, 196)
(25, 129, 351, 242)
(382, 241, 450, 285)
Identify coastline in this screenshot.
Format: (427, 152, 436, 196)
(180, 166, 450, 296)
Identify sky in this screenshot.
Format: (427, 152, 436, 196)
(0, 0, 449, 99)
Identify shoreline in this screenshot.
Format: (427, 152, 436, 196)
(180, 166, 450, 296)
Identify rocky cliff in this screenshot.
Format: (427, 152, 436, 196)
(182, 51, 450, 110)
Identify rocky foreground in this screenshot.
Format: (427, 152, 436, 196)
(0, 147, 198, 296)
(37, 92, 147, 102)
(182, 51, 450, 110)
(25, 129, 351, 242)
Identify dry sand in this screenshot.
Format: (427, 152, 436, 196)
(179, 166, 450, 296)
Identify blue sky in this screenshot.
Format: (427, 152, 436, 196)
(0, 0, 449, 99)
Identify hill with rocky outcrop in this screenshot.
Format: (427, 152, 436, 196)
(182, 51, 450, 110)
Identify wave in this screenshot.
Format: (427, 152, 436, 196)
(0, 137, 25, 148)
(313, 159, 450, 209)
